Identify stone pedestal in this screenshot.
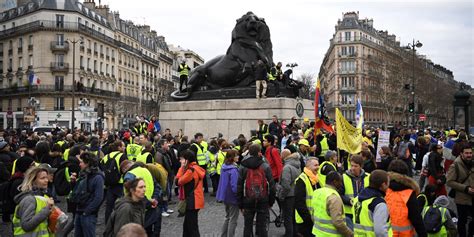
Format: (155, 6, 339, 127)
(159, 97, 315, 140)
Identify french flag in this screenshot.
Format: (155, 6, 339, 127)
(28, 73, 40, 85)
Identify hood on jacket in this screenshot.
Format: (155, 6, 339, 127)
(241, 155, 264, 169)
(388, 171, 420, 195)
(357, 187, 385, 202)
(115, 197, 145, 210)
(221, 163, 238, 172)
(284, 154, 301, 169)
(433, 195, 450, 208)
(14, 189, 46, 204)
(345, 169, 367, 179)
(189, 162, 206, 179)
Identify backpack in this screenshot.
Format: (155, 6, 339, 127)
(54, 161, 72, 196)
(69, 173, 95, 206)
(244, 166, 269, 202)
(0, 181, 11, 214)
(101, 152, 122, 186)
(423, 206, 444, 233)
(397, 142, 410, 160)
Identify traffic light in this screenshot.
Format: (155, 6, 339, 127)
(408, 103, 415, 113)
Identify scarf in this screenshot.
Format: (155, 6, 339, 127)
(304, 167, 318, 185)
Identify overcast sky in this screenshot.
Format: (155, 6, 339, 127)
(104, 0, 473, 86)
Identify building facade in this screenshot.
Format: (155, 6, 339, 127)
(318, 11, 458, 129)
(0, 0, 175, 130)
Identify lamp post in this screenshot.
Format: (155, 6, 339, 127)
(67, 38, 83, 129)
(406, 39, 422, 128)
(286, 62, 298, 79)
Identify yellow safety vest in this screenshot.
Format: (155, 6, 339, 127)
(342, 173, 370, 214)
(259, 124, 269, 139)
(126, 143, 143, 161)
(101, 151, 124, 184)
(136, 152, 152, 164)
(295, 172, 315, 224)
(320, 137, 329, 157)
(179, 64, 189, 76)
(128, 167, 154, 200)
(13, 195, 50, 237)
(207, 152, 217, 175)
(216, 150, 226, 175)
(318, 161, 336, 188)
(353, 196, 393, 237)
(193, 143, 207, 166)
(63, 148, 70, 161)
(312, 187, 344, 236)
(422, 206, 447, 237)
(417, 193, 429, 208)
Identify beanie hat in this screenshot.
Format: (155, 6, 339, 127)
(16, 156, 35, 173)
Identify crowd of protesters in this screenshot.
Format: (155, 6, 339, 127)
(0, 114, 473, 237)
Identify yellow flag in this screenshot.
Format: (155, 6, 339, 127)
(336, 108, 362, 154)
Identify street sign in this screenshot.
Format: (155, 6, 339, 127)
(296, 102, 304, 118)
(419, 114, 426, 121)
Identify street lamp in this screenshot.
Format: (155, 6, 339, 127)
(67, 38, 83, 129)
(286, 63, 298, 79)
(405, 39, 422, 128)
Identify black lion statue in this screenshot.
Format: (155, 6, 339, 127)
(171, 12, 273, 100)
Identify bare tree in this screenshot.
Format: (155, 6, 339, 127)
(298, 73, 315, 100)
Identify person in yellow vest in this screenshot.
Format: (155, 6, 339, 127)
(352, 169, 392, 237)
(189, 132, 209, 193)
(126, 137, 143, 161)
(207, 139, 219, 195)
(421, 195, 457, 237)
(13, 166, 55, 236)
(341, 155, 370, 230)
(294, 157, 319, 237)
(136, 142, 154, 164)
(316, 133, 330, 161)
(101, 140, 128, 221)
(213, 139, 229, 196)
(318, 150, 341, 188)
(363, 130, 374, 148)
(121, 160, 162, 237)
(178, 60, 191, 93)
(311, 171, 353, 237)
(257, 119, 270, 142)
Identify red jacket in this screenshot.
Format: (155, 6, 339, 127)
(265, 146, 283, 181)
(176, 162, 205, 210)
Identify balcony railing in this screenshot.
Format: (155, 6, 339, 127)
(50, 41, 70, 51)
(0, 85, 120, 98)
(50, 62, 69, 73)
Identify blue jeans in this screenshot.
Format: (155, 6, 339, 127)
(74, 214, 97, 237)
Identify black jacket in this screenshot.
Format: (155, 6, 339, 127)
(237, 155, 275, 209)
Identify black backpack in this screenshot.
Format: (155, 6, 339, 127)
(0, 181, 11, 214)
(54, 161, 72, 196)
(423, 206, 444, 233)
(101, 152, 122, 186)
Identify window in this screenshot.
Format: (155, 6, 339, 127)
(56, 34, 64, 45)
(341, 76, 355, 88)
(87, 58, 90, 69)
(80, 56, 84, 68)
(341, 94, 355, 105)
(345, 32, 351, 41)
(78, 17, 82, 24)
(56, 54, 64, 64)
(17, 98, 21, 111)
(106, 47, 109, 56)
(87, 40, 91, 49)
(100, 45, 103, 54)
(341, 46, 347, 56)
(28, 35, 33, 45)
(54, 97, 64, 110)
(93, 60, 97, 71)
(100, 62, 103, 73)
(93, 42, 97, 52)
(56, 15, 64, 28)
(18, 37, 22, 49)
(18, 57, 22, 69)
(341, 61, 355, 72)
(349, 46, 355, 55)
(55, 76, 64, 91)
(111, 50, 115, 58)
